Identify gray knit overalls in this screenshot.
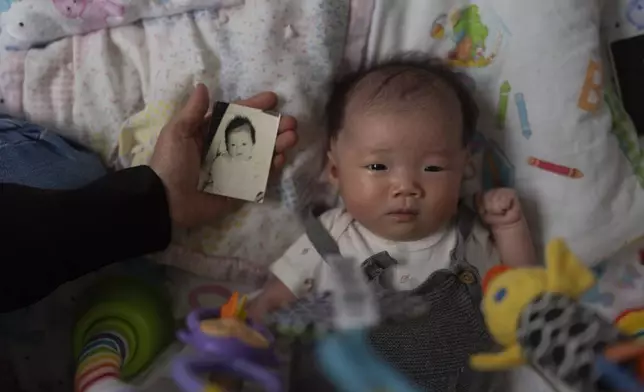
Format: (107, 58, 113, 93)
(285, 207, 499, 392)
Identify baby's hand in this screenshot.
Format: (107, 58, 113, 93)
(247, 275, 297, 323)
(477, 188, 523, 228)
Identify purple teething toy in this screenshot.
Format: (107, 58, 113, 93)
(172, 308, 282, 392)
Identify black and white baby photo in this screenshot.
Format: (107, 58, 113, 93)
(200, 102, 281, 203)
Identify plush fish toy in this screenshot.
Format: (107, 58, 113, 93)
(471, 239, 644, 392)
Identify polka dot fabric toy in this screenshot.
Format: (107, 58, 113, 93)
(470, 239, 644, 392)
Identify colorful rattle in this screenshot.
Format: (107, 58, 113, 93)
(470, 239, 644, 392)
(72, 276, 174, 392)
(172, 292, 282, 392)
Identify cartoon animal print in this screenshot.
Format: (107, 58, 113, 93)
(449, 6, 490, 64)
(430, 5, 507, 68)
(52, 0, 125, 31)
(627, 0, 644, 30)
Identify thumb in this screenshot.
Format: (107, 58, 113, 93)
(178, 84, 210, 132)
(191, 192, 236, 223)
(235, 91, 278, 110)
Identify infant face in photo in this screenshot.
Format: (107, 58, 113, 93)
(225, 117, 256, 161)
(201, 102, 280, 203)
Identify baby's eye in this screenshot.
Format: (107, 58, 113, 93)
(366, 164, 388, 171)
(424, 165, 444, 172)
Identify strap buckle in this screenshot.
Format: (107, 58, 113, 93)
(361, 252, 398, 282)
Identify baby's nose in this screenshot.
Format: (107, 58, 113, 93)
(392, 175, 423, 197)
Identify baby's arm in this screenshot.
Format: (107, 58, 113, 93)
(477, 188, 537, 267)
(247, 233, 322, 322)
(248, 275, 297, 322)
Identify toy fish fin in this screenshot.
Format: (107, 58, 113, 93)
(470, 344, 525, 371)
(545, 238, 595, 299)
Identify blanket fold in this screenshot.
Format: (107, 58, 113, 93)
(0, 0, 243, 49)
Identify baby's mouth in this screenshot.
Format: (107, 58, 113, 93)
(386, 209, 419, 222)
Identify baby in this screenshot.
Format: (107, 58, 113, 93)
(250, 56, 537, 317)
(224, 116, 256, 161)
(203, 116, 265, 202)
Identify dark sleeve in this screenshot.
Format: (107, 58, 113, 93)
(0, 165, 172, 312)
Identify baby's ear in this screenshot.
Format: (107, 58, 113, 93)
(326, 149, 339, 187)
(457, 147, 470, 169)
(464, 147, 472, 163)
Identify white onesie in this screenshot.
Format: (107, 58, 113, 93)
(270, 207, 500, 296)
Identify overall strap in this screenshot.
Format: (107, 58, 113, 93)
(450, 204, 484, 303)
(303, 209, 341, 258)
(303, 210, 397, 283)
(360, 252, 398, 282)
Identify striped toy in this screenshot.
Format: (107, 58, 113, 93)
(75, 332, 128, 392)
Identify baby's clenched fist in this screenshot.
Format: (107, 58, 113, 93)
(477, 188, 523, 228)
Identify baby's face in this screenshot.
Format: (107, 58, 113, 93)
(329, 101, 467, 241)
(226, 126, 254, 161)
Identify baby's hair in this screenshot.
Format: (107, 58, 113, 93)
(326, 53, 478, 147)
(224, 116, 256, 146)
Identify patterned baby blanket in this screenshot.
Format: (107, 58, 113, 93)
(0, 0, 241, 49)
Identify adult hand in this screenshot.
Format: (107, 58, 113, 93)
(149, 84, 298, 228)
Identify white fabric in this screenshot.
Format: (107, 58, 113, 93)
(364, 0, 644, 266)
(270, 207, 499, 296)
